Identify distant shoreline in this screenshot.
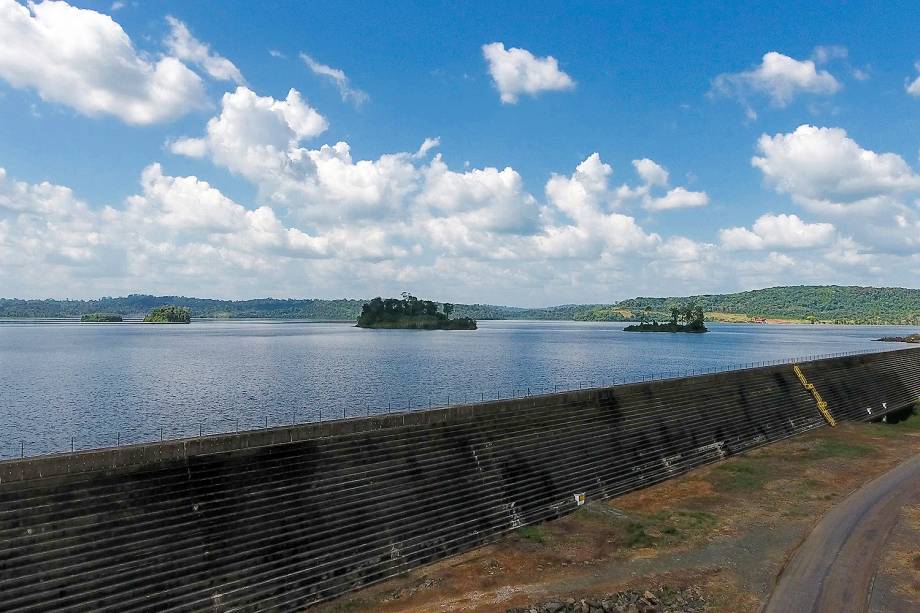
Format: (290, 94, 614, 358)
(0, 317, 915, 328)
(3, 285, 918, 325)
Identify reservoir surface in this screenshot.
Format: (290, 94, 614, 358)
(0, 320, 914, 458)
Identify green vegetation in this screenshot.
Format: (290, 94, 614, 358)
(569, 505, 717, 550)
(805, 438, 873, 460)
(79, 313, 122, 323)
(515, 525, 548, 544)
(356, 294, 476, 330)
(143, 305, 191, 324)
(0, 295, 369, 320)
(583, 508, 717, 549)
(877, 334, 920, 343)
(606, 285, 920, 325)
(710, 459, 772, 493)
(624, 304, 707, 333)
(2, 285, 920, 324)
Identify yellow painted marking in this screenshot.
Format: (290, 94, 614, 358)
(794, 364, 836, 427)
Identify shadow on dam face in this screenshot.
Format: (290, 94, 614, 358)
(0, 347, 918, 610)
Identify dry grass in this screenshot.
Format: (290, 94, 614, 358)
(875, 504, 920, 603)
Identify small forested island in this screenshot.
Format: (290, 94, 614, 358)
(877, 334, 920, 344)
(80, 313, 123, 323)
(357, 293, 477, 330)
(624, 304, 707, 333)
(143, 306, 191, 324)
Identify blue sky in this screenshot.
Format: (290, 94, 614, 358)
(1, 0, 919, 304)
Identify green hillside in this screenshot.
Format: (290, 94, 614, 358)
(597, 286, 920, 325)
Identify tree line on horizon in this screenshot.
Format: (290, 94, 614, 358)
(0, 285, 918, 325)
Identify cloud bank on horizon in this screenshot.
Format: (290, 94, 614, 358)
(0, 0, 918, 305)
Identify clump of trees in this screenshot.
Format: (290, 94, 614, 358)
(357, 293, 477, 330)
(877, 334, 920, 344)
(625, 303, 707, 333)
(143, 306, 191, 324)
(80, 313, 123, 323)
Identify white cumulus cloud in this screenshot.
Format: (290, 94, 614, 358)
(0, 0, 207, 124)
(645, 187, 709, 211)
(418, 154, 539, 234)
(542, 154, 660, 257)
(812, 45, 848, 65)
(720, 213, 835, 250)
(413, 137, 440, 160)
(482, 42, 575, 104)
(907, 62, 920, 97)
(300, 53, 368, 107)
(712, 51, 841, 117)
(617, 159, 708, 211)
(752, 124, 920, 210)
(164, 16, 245, 84)
(169, 86, 328, 186)
(632, 158, 669, 187)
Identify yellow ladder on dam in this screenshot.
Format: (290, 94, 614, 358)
(793, 364, 837, 427)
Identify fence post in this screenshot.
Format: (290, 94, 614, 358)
(198, 424, 201, 438)
(160, 426, 164, 441)
(71, 436, 74, 453)
(117, 432, 121, 446)
(21, 441, 24, 459)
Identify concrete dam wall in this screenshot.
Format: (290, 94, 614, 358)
(1, 347, 919, 611)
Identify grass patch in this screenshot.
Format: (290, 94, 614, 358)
(781, 504, 811, 519)
(615, 509, 717, 549)
(710, 458, 773, 493)
(515, 525, 548, 544)
(806, 438, 873, 460)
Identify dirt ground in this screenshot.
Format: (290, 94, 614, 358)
(870, 502, 920, 612)
(316, 406, 920, 612)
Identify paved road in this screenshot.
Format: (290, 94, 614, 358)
(764, 453, 920, 613)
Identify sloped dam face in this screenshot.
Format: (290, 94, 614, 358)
(1, 348, 919, 611)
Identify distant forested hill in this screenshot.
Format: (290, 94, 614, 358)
(451, 303, 604, 321)
(0, 295, 599, 321)
(0, 296, 368, 320)
(1, 286, 918, 324)
(585, 286, 920, 325)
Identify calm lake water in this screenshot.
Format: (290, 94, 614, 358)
(0, 320, 915, 459)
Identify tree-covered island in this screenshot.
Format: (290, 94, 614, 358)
(80, 313, 123, 322)
(624, 304, 707, 333)
(357, 293, 477, 330)
(877, 334, 920, 344)
(143, 306, 191, 324)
